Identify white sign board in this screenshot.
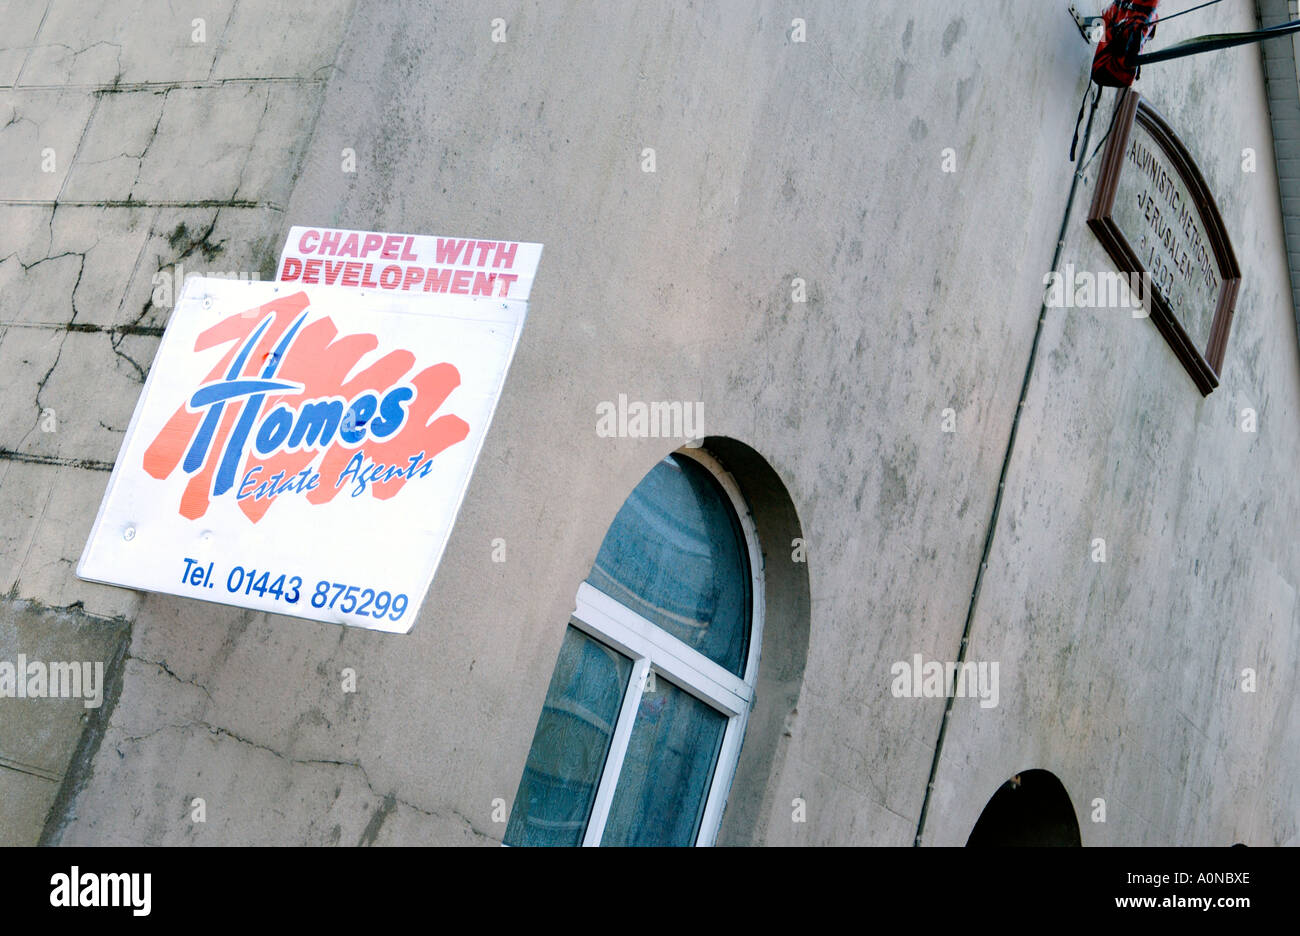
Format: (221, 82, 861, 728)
(277, 226, 542, 301)
(79, 270, 536, 634)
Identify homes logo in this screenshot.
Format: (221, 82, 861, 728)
(143, 292, 470, 521)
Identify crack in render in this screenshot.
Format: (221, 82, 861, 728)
(108, 329, 147, 383)
(230, 85, 273, 203)
(0, 322, 164, 336)
(55, 90, 100, 204)
(1, 111, 38, 131)
(36, 40, 124, 79)
(123, 207, 227, 349)
(3, 243, 91, 440)
(126, 653, 215, 703)
(112, 719, 493, 840)
(126, 89, 168, 204)
(67, 247, 88, 325)
(0, 77, 324, 93)
(208, 0, 244, 81)
(0, 449, 114, 471)
(165, 211, 226, 267)
(10, 0, 51, 89)
(28, 330, 66, 440)
(0, 756, 62, 783)
(8, 248, 86, 275)
(0, 199, 271, 208)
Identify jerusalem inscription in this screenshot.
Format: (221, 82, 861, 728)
(1111, 124, 1221, 349)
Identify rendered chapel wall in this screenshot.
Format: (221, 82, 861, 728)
(0, 0, 356, 845)
(928, 1, 1300, 847)
(3, 0, 1296, 847)
(51, 1, 1101, 845)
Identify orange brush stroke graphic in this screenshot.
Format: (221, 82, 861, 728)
(141, 293, 469, 522)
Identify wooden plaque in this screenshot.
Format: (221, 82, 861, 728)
(1088, 88, 1241, 395)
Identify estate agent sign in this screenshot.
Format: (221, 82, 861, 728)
(1088, 88, 1241, 395)
(80, 233, 541, 634)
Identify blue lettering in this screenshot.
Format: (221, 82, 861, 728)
(371, 387, 413, 438)
(336, 452, 365, 492)
(238, 466, 262, 499)
(254, 406, 295, 455)
(178, 312, 428, 497)
(290, 399, 344, 448)
(339, 393, 379, 445)
(183, 315, 276, 474)
(211, 314, 308, 496)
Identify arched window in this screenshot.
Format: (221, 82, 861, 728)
(505, 448, 764, 846)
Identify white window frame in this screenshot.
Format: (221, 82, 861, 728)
(568, 447, 766, 847)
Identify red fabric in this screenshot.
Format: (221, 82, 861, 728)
(1091, 0, 1161, 87)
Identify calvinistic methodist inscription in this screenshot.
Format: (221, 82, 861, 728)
(1116, 131, 1220, 345)
(1088, 88, 1241, 395)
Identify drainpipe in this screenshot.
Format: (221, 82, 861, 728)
(912, 83, 1108, 847)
